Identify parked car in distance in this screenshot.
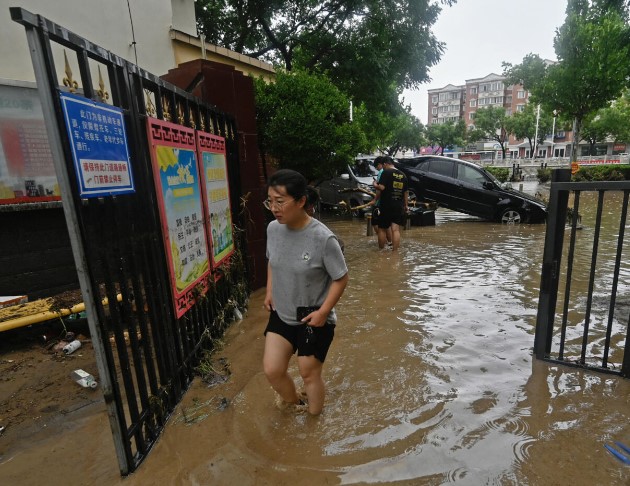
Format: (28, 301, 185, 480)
(394, 155, 547, 224)
(316, 160, 377, 215)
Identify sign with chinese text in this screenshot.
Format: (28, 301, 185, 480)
(196, 131, 234, 269)
(147, 118, 210, 318)
(59, 91, 134, 198)
(0, 81, 59, 204)
(571, 162, 580, 175)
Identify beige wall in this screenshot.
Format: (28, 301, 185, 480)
(0, 0, 196, 83)
(171, 32, 276, 81)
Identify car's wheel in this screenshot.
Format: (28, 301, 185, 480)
(500, 208, 523, 224)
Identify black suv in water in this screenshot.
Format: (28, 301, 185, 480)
(394, 155, 547, 224)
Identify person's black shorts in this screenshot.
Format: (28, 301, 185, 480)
(378, 204, 405, 229)
(264, 310, 335, 363)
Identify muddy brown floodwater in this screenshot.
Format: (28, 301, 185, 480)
(2, 182, 630, 485)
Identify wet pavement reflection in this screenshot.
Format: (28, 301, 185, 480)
(5, 183, 630, 485)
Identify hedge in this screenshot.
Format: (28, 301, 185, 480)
(571, 164, 630, 181)
(485, 166, 510, 183)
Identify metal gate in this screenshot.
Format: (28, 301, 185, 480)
(535, 169, 630, 378)
(12, 8, 250, 474)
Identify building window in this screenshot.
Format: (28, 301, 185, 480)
(432, 107, 438, 115)
(432, 95, 438, 104)
(516, 104, 525, 112)
(505, 108, 512, 116)
(517, 90, 526, 99)
(470, 99, 477, 107)
(470, 87, 477, 95)
(468, 124, 475, 130)
(469, 112, 476, 120)
(506, 95, 512, 104)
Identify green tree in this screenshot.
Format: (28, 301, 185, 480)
(196, 0, 456, 113)
(468, 106, 510, 159)
(579, 111, 611, 155)
(502, 53, 548, 93)
(254, 70, 366, 182)
(598, 90, 630, 143)
(426, 119, 466, 155)
(505, 104, 553, 157)
(503, 0, 630, 163)
(355, 105, 425, 156)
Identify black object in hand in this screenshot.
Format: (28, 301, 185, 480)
(296, 306, 320, 321)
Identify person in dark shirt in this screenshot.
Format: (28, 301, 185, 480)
(375, 156, 408, 250)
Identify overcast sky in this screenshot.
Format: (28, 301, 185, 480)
(403, 0, 569, 124)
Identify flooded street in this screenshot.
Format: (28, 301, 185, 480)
(3, 183, 630, 485)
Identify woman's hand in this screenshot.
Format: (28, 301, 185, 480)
(264, 293, 274, 311)
(301, 309, 327, 327)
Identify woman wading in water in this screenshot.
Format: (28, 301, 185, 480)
(263, 169, 348, 415)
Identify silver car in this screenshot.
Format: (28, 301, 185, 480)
(316, 160, 377, 216)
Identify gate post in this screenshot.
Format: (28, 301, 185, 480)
(623, 323, 630, 378)
(534, 168, 571, 359)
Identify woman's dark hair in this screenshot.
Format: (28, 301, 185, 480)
(305, 185, 320, 208)
(267, 169, 319, 204)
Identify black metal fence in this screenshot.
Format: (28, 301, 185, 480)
(535, 169, 630, 378)
(12, 8, 249, 474)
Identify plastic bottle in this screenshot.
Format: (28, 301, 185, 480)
(62, 339, 82, 355)
(70, 369, 98, 389)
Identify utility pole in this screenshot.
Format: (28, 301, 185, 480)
(550, 109, 558, 158)
(533, 104, 541, 159)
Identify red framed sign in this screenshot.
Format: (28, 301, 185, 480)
(196, 131, 234, 269)
(146, 118, 210, 318)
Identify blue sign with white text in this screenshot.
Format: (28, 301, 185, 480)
(59, 92, 134, 198)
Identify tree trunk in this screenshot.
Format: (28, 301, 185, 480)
(571, 117, 582, 164)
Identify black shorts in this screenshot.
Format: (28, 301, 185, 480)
(378, 204, 405, 228)
(264, 310, 335, 363)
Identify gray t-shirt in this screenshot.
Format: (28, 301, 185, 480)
(266, 218, 348, 326)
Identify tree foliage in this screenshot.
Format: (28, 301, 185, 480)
(579, 111, 612, 155)
(426, 119, 466, 155)
(599, 90, 630, 143)
(468, 106, 510, 159)
(503, 0, 630, 161)
(254, 70, 366, 182)
(354, 105, 425, 156)
(577, 90, 630, 153)
(502, 53, 548, 93)
(505, 104, 553, 157)
(196, 0, 455, 113)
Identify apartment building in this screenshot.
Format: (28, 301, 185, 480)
(428, 73, 576, 159)
(427, 84, 465, 125)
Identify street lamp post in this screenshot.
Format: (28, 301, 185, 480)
(533, 104, 541, 160)
(550, 109, 558, 158)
